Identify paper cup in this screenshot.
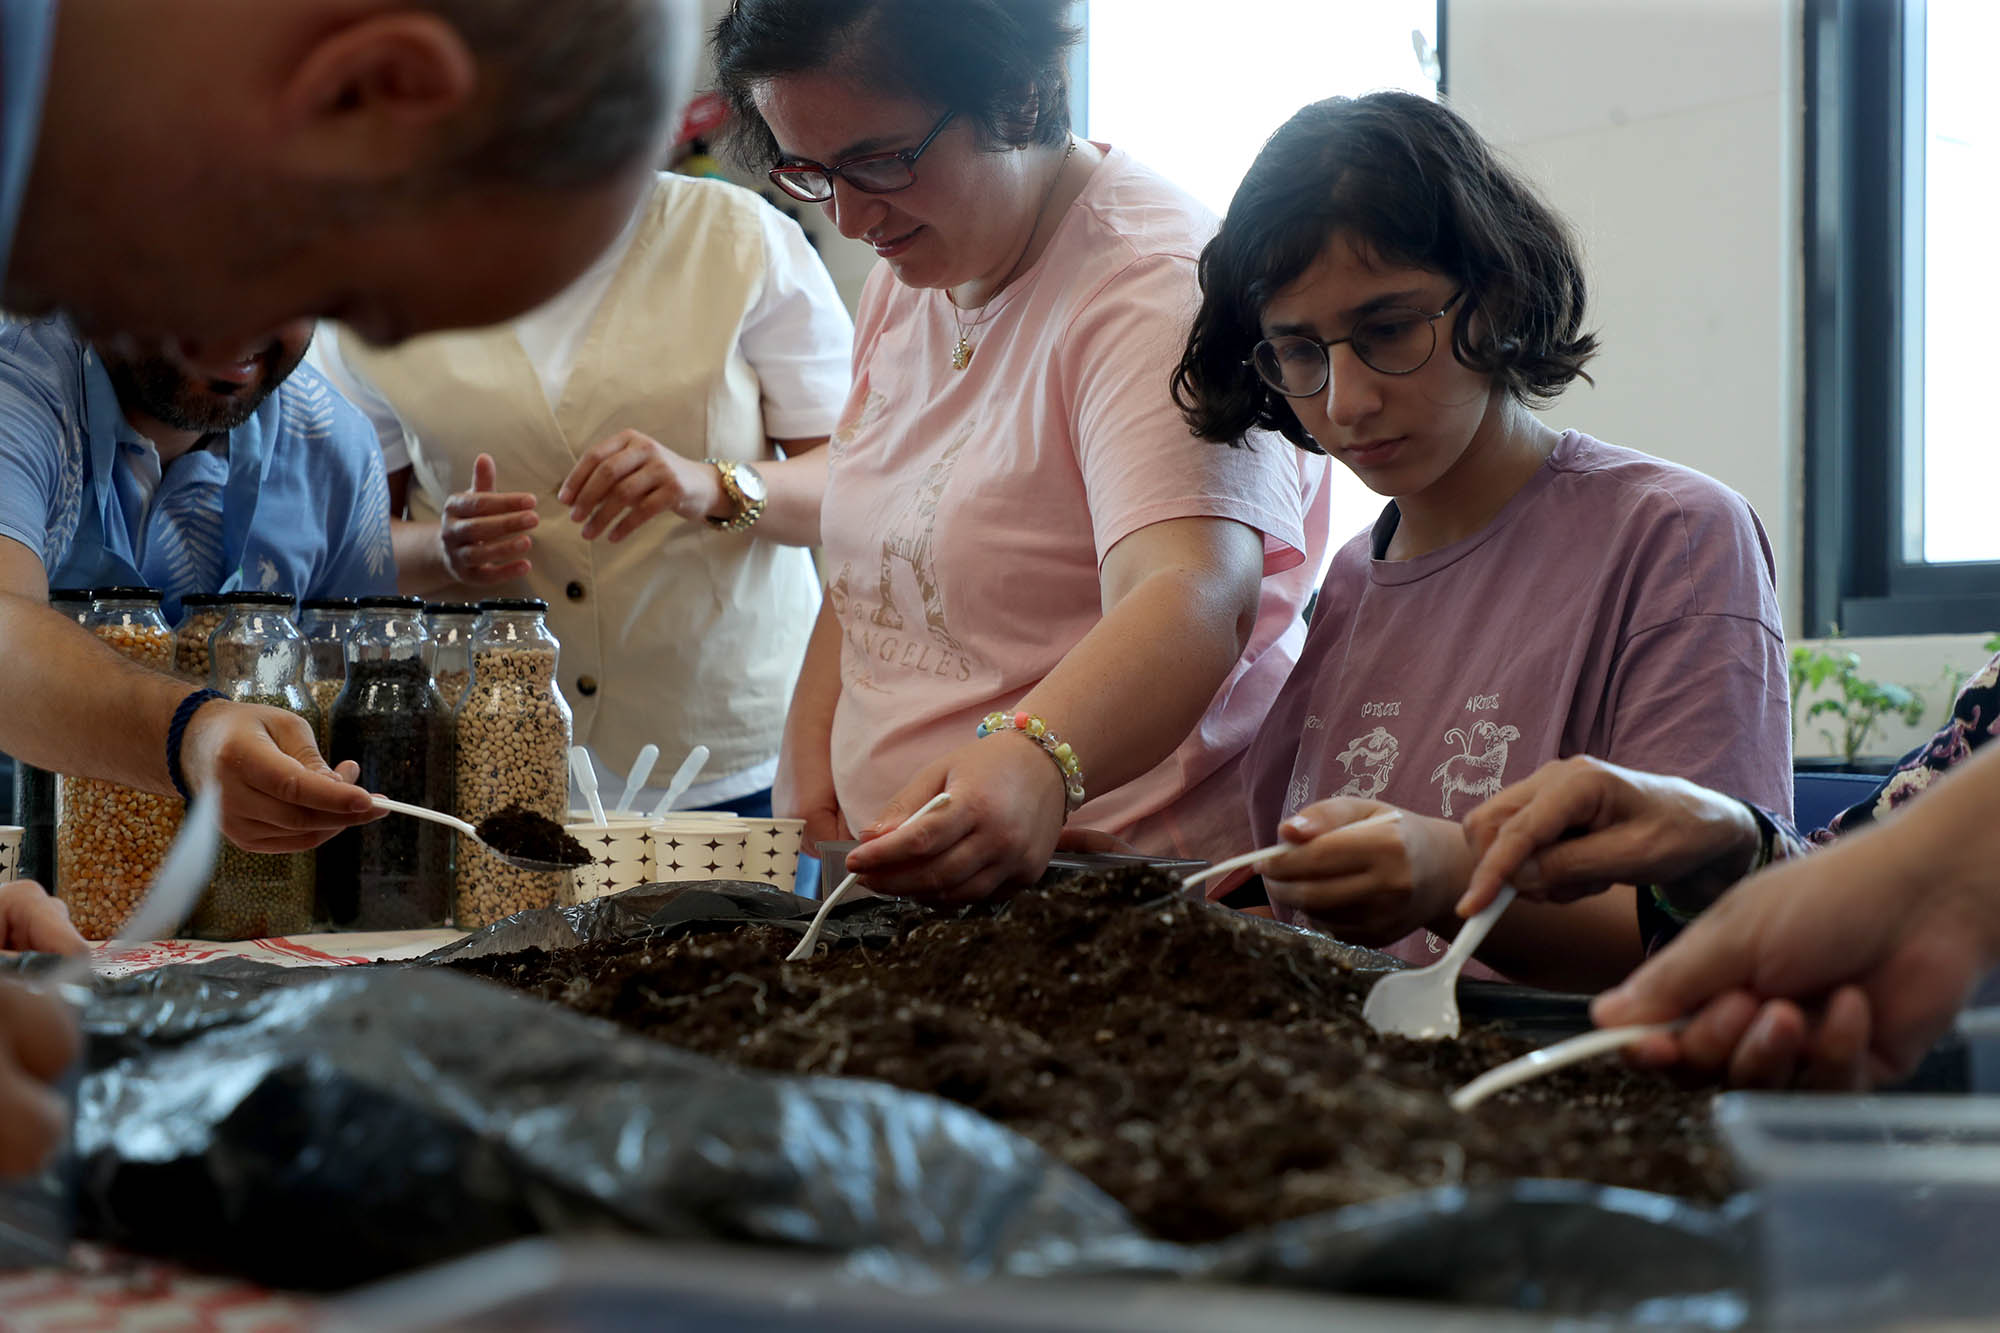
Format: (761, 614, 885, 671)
(565, 813, 657, 906)
(649, 817, 751, 883)
(0, 826, 21, 882)
(740, 818, 807, 893)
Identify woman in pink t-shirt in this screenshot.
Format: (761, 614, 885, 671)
(713, 1, 1325, 898)
(1173, 93, 1791, 991)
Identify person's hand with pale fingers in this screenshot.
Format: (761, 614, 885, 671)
(1259, 797, 1472, 946)
(439, 453, 539, 585)
(1458, 755, 1764, 918)
(0, 981, 79, 1177)
(180, 701, 380, 852)
(840, 736, 1067, 903)
(1592, 807, 1998, 1087)
(0, 881, 86, 956)
(558, 430, 724, 543)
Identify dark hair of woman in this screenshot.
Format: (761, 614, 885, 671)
(711, 0, 1080, 167)
(1173, 92, 1599, 452)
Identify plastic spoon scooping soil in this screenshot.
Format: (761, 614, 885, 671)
(368, 794, 584, 873)
(1362, 884, 1517, 1040)
(648, 744, 710, 820)
(1177, 809, 1403, 895)
(39, 786, 223, 1000)
(786, 791, 953, 962)
(614, 744, 660, 817)
(1449, 1020, 1690, 1112)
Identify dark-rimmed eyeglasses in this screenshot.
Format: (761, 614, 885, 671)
(768, 111, 957, 204)
(1248, 290, 1464, 398)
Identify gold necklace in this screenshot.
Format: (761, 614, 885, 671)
(950, 138, 1078, 371)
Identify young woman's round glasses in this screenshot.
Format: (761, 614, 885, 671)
(1248, 290, 1464, 398)
(768, 111, 957, 204)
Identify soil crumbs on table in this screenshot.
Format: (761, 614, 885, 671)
(474, 804, 592, 868)
(446, 868, 1730, 1243)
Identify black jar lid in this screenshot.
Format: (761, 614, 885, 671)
(221, 592, 296, 608)
(355, 595, 426, 610)
(477, 597, 550, 613)
(94, 586, 162, 603)
(301, 596, 359, 610)
(425, 601, 482, 616)
(47, 587, 94, 606)
(178, 592, 228, 609)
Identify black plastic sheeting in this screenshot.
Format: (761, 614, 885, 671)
(55, 883, 1751, 1320)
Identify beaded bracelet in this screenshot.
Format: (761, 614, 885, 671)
(976, 710, 1086, 812)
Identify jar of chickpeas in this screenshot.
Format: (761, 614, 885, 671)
(190, 594, 318, 940)
(453, 599, 573, 929)
(299, 597, 355, 750)
(12, 589, 95, 890)
(57, 588, 182, 940)
(424, 602, 479, 713)
(172, 592, 230, 683)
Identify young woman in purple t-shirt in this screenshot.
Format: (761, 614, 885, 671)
(1172, 93, 1791, 992)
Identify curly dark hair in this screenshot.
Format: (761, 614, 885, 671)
(1174, 92, 1598, 452)
(711, 0, 1080, 169)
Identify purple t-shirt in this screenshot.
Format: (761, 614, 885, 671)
(1245, 430, 1793, 962)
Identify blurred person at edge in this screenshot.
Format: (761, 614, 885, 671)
(0, 0, 694, 1179)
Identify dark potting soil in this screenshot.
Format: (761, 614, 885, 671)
(476, 805, 592, 868)
(446, 870, 1732, 1245)
(322, 657, 453, 929)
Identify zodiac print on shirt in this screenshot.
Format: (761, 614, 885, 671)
(1430, 718, 1522, 818)
(1332, 725, 1400, 800)
(874, 419, 973, 652)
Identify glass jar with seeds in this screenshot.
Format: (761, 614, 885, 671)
(13, 588, 95, 891)
(454, 598, 573, 929)
(193, 593, 318, 939)
(425, 601, 479, 713)
(171, 592, 230, 683)
(299, 597, 356, 749)
(321, 595, 453, 929)
(56, 588, 182, 939)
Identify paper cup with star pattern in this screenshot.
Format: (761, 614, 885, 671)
(564, 813, 657, 906)
(648, 817, 751, 885)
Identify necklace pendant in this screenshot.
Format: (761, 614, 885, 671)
(951, 333, 973, 371)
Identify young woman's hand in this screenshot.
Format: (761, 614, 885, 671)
(0, 882, 87, 956)
(438, 453, 539, 585)
(558, 430, 728, 543)
(1258, 798, 1472, 945)
(1458, 755, 1762, 916)
(839, 734, 1068, 902)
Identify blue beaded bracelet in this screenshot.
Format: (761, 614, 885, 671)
(167, 688, 225, 801)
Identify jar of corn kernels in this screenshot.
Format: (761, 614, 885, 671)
(57, 588, 183, 940)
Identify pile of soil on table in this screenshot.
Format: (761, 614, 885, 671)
(445, 869, 1731, 1243)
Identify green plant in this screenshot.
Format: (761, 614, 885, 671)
(1789, 641, 1927, 765)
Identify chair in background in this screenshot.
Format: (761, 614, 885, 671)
(1793, 768, 1886, 835)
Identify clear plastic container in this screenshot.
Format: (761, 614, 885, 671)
(1716, 1092, 2000, 1327)
(192, 594, 317, 939)
(171, 591, 230, 684)
(300, 596, 357, 750)
(425, 601, 479, 713)
(13, 588, 95, 889)
(321, 596, 453, 929)
(454, 599, 572, 929)
(57, 588, 182, 939)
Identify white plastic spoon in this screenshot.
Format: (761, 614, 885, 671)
(1361, 884, 1518, 1040)
(40, 787, 223, 998)
(369, 794, 578, 873)
(1449, 1020, 1690, 1113)
(614, 744, 660, 818)
(785, 792, 952, 963)
(1177, 810, 1402, 894)
(571, 746, 607, 826)
(647, 744, 710, 820)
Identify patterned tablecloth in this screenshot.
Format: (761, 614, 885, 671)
(3, 930, 465, 1330)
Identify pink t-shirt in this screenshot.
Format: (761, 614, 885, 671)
(1244, 431, 1793, 966)
(821, 146, 1329, 858)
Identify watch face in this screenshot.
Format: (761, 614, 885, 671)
(733, 462, 769, 505)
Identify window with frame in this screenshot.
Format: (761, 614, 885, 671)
(1806, 0, 2000, 634)
(1077, 0, 1444, 560)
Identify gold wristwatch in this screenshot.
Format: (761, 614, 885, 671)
(704, 458, 768, 532)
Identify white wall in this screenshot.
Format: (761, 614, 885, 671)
(1446, 0, 1992, 759)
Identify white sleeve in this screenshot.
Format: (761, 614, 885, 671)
(738, 203, 855, 441)
(308, 323, 416, 473)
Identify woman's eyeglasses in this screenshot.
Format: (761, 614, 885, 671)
(1248, 290, 1464, 398)
(768, 111, 957, 204)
